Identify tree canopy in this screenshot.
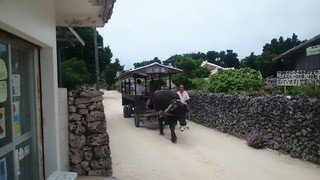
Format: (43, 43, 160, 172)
(241, 33, 302, 77)
(161, 50, 240, 69)
(134, 33, 302, 78)
(172, 57, 210, 90)
(101, 58, 124, 88)
(60, 27, 124, 89)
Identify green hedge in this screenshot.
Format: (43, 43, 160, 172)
(206, 68, 263, 94)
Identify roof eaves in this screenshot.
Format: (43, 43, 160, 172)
(103, 0, 116, 24)
(116, 62, 183, 80)
(201, 61, 223, 69)
(131, 62, 182, 72)
(56, 27, 85, 47)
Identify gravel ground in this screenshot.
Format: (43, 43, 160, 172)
(79, 90, 320, 180)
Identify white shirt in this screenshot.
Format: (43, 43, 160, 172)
(133, 84, 144, 95)
(177, 91, 190, 103)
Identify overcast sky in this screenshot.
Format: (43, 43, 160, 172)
(98, 0, 320, 70)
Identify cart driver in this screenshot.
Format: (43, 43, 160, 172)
(177, 84, 190, 131)
(177, 85, 190, 104)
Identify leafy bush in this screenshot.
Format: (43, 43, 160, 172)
(62, 58, 91, 90)
(191, 78, 209, 91)
(207, 68, 263, 94)
(288, 84, 320, 98)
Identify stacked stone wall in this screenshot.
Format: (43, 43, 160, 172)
(68, 90, 112, 176)
(189, 92, 320, 164)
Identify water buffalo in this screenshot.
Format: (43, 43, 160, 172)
(152, 90, 188, 143)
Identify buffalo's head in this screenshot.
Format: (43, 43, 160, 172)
(165, 99, 188, 126)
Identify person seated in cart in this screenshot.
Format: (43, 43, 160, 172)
(132, 79, 145, 95)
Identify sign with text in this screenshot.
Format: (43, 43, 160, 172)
(145, 66, 167, 74)
(306, 45, 320, 56)
(277, 70, 320, 86)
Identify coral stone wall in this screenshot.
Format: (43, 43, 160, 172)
(68, 90, 112, 176)
(189, 92, 320, 164)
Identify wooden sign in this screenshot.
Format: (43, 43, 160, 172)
(145, 66, 167, 74)
(277, 70, 320, 86)
(306, 45, 320, 56)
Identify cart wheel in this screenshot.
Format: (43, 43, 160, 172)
(127, 104, 132, 117)
(123, 105, 129, 118)
(134, 115, 140, 127)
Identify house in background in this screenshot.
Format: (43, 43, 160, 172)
(0, 0, 116, 179)
(201, 60, 234, 74)
(274, 34, 320, 87)
(273, 34, 320, 70)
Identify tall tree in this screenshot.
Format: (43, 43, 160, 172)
(241, 33, 302, 77)
(241, 52, 259, 69)
(218, 50, 240, 68)
(162, 54, 184, 66)
(60, 27, 113, 82)
(206, 50, 219, 64)
(101, 58, 124, 87)
(188, 52, 206, 60)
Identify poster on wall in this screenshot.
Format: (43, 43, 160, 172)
(0, 82, 7, 103)
(14, 150, 20, 176)
(0, 108, 5, 139)
(24, 145, 30, 156)
(0, 58, 7, 81)
(0, 158, 7, 180)
(18, 148, 24, 160)
(13, 102, 21, 138)
(12, 74, 20, 97)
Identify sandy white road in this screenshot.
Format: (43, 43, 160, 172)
(99, 91, 320, 180)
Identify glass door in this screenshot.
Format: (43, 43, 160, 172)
(0, 33, 40, 180)
(0, 39, 15, 180)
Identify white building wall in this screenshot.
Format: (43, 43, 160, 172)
(0, 0, 61, 178)
(40, 48, 61, 177)
(58, 88, 69, 171)
(0, 0, 56, 47)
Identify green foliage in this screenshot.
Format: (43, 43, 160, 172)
(191, 78, 209, 91)
(61, 58, 91, 90)
(61, 27, 114, 84)
(162, 50, 240, 69)
(241, 52, 259, 69)
(207, 68, 263, 94)
(163, 54, 184, 66)
(172, 57, 210, 89)
(288, 84, 320, 98)
(100, 58, 124, 89)
(217, 50, 240, 68)
(240, 33, 301, 77)
(133, 57, 161, 68)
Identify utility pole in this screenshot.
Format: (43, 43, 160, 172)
(93, 27, 100, 90)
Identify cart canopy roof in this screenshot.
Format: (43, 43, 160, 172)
(116, 62, 182, 80)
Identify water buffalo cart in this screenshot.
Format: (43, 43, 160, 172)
(116, 62, 182, 127)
